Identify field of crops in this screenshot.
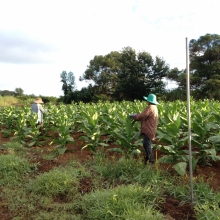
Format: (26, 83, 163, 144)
(1, 99, 220, 175)
(0, 100, 220, 219)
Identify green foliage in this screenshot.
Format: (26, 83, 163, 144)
(167, 33, 220, 100)
(0, 154, 36, 186)
(0, 136, 219, 219)
(78, 106, 109, 152)
(49, 111, 75, 154)
(81, 47, 169, 102)
(0, 95, 19, 106)
(110, 115, 142, 156)
(154, 99, 220, 176)
(2, 187, 81, 220)
(193, 179, 220, 219)
(80, 184, 165, 220)
(14, 87, 24, 96)
(0, 141, 27, 155)
(28, 167, 79, 197)
(60, 71, 76, 98)
(92, 156, 171, 189)
(156, 103, 189, 175)
(1, 99, 220, 176)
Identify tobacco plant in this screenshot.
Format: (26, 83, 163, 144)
(49, 112, 75, 155)
(78, 110, 109, 152)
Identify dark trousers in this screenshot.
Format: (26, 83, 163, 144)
(143, 134, 155, 164)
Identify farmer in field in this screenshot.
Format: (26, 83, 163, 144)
(131, 94, 159, 165)
(31, 97, 46, 134)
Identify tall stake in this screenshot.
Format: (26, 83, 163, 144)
(186, 37, 194, 204)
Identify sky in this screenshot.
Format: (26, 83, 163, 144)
(0, 0, 219, 97)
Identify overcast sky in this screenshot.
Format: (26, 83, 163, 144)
(0, 0, 219, 97)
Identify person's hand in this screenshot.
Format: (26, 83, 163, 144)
(129, 113, 136, 118)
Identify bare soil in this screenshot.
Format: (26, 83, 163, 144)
(0, 131, 220, 220)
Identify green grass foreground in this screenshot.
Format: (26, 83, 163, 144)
(0, 142, 220, 219)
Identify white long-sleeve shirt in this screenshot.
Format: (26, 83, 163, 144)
(31, 103, 46, 123)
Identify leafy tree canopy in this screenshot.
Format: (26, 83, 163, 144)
(167, 33, 220, 100)
(60, 71, 75, 97)
(14, 88, 24, 96)
(81, 47, 169, 101)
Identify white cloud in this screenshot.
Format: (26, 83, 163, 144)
(0, 30, 58, 64)
(0, 0, 219, 97)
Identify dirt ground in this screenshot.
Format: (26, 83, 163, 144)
(0, 131, 220, 220)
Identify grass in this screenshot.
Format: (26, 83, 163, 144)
(0, 141, 220, 219)
(0, 95, 19, 107)
(80, 184, 165, 220)
(0, 154, 37, 186)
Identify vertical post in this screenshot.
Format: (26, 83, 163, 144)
(186, 37, 194, 204)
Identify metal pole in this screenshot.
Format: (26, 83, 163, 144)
(186, 37, 194, 204)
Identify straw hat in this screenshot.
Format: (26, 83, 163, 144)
(34, 98, 44, 104)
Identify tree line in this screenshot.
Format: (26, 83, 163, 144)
(60, 33, 220, 103)
(1, 33, 219, 104)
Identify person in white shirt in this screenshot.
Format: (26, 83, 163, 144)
(31, 98, 46, 133)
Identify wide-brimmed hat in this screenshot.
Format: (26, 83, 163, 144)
(143, 94, 159, 105)
(34, 98, 44, 104)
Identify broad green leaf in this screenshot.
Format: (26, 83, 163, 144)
(209, 135, 220, 144)
(67, 137, 74, 142)
(192, 123, 206, 138)
(28, 141, 36, 147)
(173, 162, 187, 176)
(58, 147, 67, 155)
(166, 123, 179, 136)
(213, 113, 220, 121)
(191, 139, 201, 148)
(193, 110, 203, 123)
(179, 155, 189, 162)
(173, 113, 181, 128)
(205, 122, 219, 131)
(159, 136, 173, 145)
(158, 155, 174, 163)
(209, 155, 220, 161)
(202, 148, 216, 156)
(192, 157, 199, 170)
(92, 112, 98, 121)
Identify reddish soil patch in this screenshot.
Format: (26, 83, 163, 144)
(0, 131, 220, 220)
(160, 194, 196, 220)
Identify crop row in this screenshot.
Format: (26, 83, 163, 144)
(0, 99, 220, 175)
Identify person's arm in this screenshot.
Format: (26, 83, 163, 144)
(133, 106, 151, 121)
(38, 104, 46, 113)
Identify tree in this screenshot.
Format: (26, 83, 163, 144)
(0, 90, 15, 96)
(81, 47, 169, 101)
(60, 71, 75, 96)
(189, 33, 220, 98)
(166, 34, 220, 100)
(114, 47, 169, 100)
(70, 85, 94, 103)
(81, 51, 120, 97)
(14, 88, 24, 96)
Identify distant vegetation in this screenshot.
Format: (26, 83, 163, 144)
(0, 84, 59, 107)
(0, 96, 19, 107)
(1, 33, 220, 104)
(59, 34, 220, 103)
